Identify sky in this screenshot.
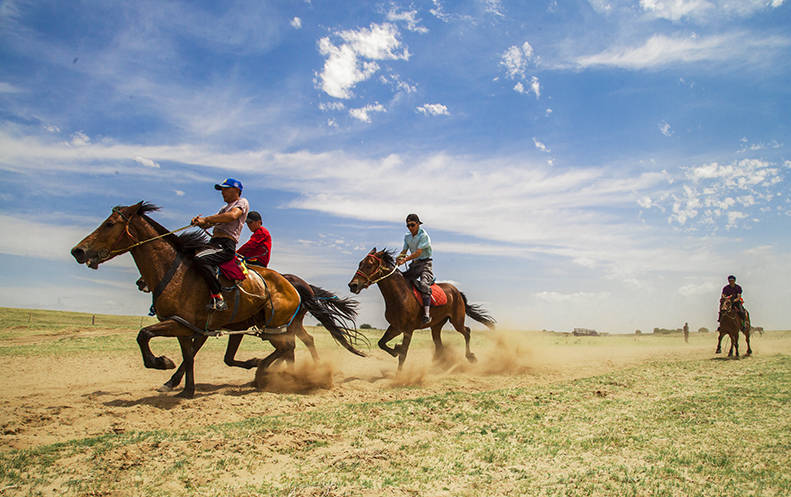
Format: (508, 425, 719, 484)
(1, 0, 789, 333)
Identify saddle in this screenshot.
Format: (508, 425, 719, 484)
(218, 257, 248, 281)
(412, 283, 448, 306)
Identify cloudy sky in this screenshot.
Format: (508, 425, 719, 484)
(1, 0, 789, 333)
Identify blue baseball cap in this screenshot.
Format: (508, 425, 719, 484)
(214, 178, 243, 192)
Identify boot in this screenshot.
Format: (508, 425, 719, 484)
(207, 294, 228, 312)
(422, 295, 431, 324)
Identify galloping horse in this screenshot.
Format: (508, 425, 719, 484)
(137, 273, 364, 392)
(716, 298, 752, 357)
(348, 248, 495, 370)
(71, 202, 363, 397)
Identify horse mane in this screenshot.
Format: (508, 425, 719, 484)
(378, 249, 397, 269)
(135, 202, 210, 255)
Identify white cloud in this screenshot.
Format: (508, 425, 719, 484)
(386, 8, 428, 33)
(175, 190, 185, 196)
(134, 156, 160, 168)
(349, 102, 386, 122)
(319, 101, 345, 111)
(576, 32, 791, 70)
(659, 120, 672, 136)
(533, 137, 550, 153)
(639, 0, 786, 21)
(501, 41, 534, 79)
(535, 291, 611, 303)
(316, 23, 409, 99)
(70, 131, 90, 146)
(678, 280, 717, 297)
(290, 17, 302, 29)
(485, 0, 505, 16)
(416, 103, 450, 116)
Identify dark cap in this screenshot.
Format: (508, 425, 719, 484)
(246, 211, 261, 222)
(727, 275, 736, 281)
(406, 213, 422, 225)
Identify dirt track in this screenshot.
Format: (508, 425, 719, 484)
(0, 328, 783, 451)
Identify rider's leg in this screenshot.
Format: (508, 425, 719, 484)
(194, 238, 236, 310)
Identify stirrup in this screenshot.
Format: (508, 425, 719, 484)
(422, 314, 431, 324)
(207, 297, 228, 312)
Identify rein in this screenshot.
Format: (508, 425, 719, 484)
(355, 254, 399, 288)
(109, 207, 192, 255)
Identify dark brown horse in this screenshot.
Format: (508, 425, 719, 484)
(348, 248, 495, 370)
(71, 202, 362, 397)
(136, 273, 364, 392)
(716, 298, 752, 357)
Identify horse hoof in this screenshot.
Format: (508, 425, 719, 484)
(157, 356, 176, 370)
(157, 384, 175, 392)
(466, 354, 478, 363)
(175, 390, 194, 399)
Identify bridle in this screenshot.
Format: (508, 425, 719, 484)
(108, 206, 191, 256)
(354, 253, 399, 289)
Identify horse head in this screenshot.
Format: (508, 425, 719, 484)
(71, 202, 149, 269)
(348, 247, 396, 294)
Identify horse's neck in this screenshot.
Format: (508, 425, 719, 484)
(376, 271, 412, 311)
(127, 219, 180, 290)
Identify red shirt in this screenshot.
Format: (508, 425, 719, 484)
(237, 227, 271, 267)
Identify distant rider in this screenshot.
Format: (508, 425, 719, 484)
(237, 210, 272, 267)
(396, 214, 434, 324)
(191, 178, 249, 311)
(718, 275, 746, 330)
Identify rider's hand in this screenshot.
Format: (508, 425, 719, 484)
(396, 256, 406, 265)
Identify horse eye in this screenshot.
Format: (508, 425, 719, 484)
(105, 221, 115, 228)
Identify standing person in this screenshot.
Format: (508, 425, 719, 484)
(396, 213, 434, 324)
(718, 275, 746, 330)
(191, 178, 249, 311)
(683, 322, 689, 343)
(237, 210, 272, 267)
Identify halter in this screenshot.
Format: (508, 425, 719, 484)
(109, 206, 192, 255)
(355, 254, 399, 288)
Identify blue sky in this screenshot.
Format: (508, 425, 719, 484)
(1, 0, 789, 332)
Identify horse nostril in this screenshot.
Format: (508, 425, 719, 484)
(71, 247, 86, 263)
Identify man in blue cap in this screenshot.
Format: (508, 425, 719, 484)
(397, 213, 434, 324)
(191, 178, 249, 311)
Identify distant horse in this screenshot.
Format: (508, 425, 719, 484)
(137, 273, 364, 392)
(716, 298, 752, 357)
(348, 248, 495, 370)
(71, 202, 364, 397)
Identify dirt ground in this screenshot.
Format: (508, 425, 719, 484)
(1, 328, 785, 452)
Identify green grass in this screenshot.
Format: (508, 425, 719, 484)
(1, 354, 789, 496)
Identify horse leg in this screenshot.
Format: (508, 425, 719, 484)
(136, 320, 188, 370)
(744, 329, 752, 356)
(450, 313, 476, 363)
(716, 332, 724, 354)
(430, 319, 447, 361)
(397, 330, 414, 371)
(224, 334, 260, 369)
(160, 335, 209, 391)
(293, 319, 321, 362)
(378, 325, 402, 357)
(733, 332, 740, 357)
(176, 335, 195, 398)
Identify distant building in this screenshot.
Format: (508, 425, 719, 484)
(572, 328, 599, 336)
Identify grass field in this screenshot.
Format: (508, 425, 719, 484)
(0, 307, 789, 496)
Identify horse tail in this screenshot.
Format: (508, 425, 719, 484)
(292, 282, 368, 357)
(460, 292, 496, 329)
(309, 284, 359, 322)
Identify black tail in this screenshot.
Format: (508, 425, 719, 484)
(293, 283, 368, 357)
(460, 292, 496, 329)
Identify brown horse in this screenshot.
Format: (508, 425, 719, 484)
(716, 298, 752, 357)
(71, 202, 361, 397)
(136, 273, 364, 392)
(348, 248, 495, 370)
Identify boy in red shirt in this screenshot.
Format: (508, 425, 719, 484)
(237, 211, 271, 267)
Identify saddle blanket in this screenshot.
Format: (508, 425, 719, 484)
(219, 258, 248, 281)
(412, 283, 448, 306)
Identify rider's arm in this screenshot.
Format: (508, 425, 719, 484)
(400, 248, 422, 263)
(193, 207, 243, 227)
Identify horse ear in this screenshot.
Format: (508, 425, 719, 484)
(370, 247, 376, 254)
(131, 201, 145, 214)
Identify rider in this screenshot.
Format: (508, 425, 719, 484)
(237, 210, 271, 267)
(396, 213, 434, 324)
(191, 178, 249, 311)
(719, 275, 746, 329)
